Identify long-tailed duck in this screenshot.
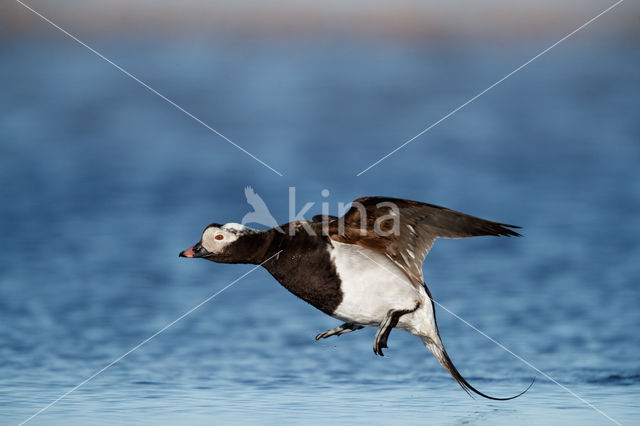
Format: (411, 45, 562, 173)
(180, 196, 532, 400)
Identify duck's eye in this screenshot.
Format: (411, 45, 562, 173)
(215, 234, 224, 241)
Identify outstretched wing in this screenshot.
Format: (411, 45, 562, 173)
(311, 214, 338, 223)
(328, 196, 521, 287)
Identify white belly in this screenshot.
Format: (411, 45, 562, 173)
(330, 241, 426, 327)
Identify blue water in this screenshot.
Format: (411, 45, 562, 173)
(1, 37, 639, 425)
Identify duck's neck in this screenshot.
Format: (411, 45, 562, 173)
(233, 229, 282, 265)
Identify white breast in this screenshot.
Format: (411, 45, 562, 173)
(329, 241, 425, 326)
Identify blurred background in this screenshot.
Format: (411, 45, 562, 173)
(1, 1, 639, 425)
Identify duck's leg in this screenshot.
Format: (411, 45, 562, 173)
(373, 305, 420, 356)
(316, 323, 364, 340)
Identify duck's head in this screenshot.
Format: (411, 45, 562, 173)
(179, 222, 261, 263)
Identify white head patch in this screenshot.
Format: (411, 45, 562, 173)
(201, 223, 256, 253)
(201, 225, 240, 253)
(222, 223, 249, 232)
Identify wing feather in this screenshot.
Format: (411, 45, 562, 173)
(328, 197, 521, 286)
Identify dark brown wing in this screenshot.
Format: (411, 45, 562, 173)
(328, 196, 521, 286)
(311, 215, 338, 223)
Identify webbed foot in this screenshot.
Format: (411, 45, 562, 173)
(316, 322, 364, 340)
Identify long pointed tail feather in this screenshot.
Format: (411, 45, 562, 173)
(424, 338, 535, 400)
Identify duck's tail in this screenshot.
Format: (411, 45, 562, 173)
(421, 336, 534, 400)
(417, 283, 534, 400)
